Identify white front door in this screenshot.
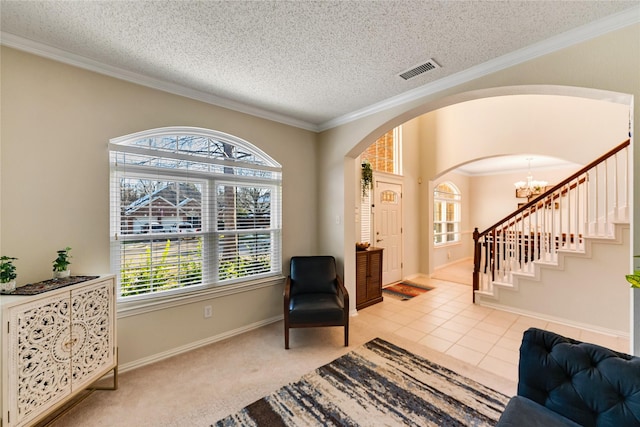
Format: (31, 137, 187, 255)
(374, 180, 403, 285)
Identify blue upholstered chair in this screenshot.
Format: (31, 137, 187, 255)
(283, 256, 349, 349)
(497, 327, 640, 427)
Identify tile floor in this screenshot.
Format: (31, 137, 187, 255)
(357, 277, 630, 382)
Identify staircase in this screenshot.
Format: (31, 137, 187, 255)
(473, 140, 631, 335)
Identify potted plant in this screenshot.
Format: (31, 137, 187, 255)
(52, 247, 72, 279)
(361, 161, 373, 197)
(625, 255, 640, 288)
(0, 256, 18, 292)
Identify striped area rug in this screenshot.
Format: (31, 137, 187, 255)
(382, 281, 434, 300)
(212, 338, 509, 426)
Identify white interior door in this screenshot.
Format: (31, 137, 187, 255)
(374, 180, 403, 285)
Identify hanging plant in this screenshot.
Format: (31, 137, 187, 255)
(361, 161, 373, 197)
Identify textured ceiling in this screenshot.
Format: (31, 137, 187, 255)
(0, 1, 638, 130)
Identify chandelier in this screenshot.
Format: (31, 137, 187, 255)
(514, 158, 548, 198)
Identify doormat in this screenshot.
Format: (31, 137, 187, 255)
(382, 281, 434, 300)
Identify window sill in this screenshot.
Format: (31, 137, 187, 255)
(117, 274, 285, 318)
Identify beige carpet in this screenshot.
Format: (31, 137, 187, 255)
(432, 259, 473, 286)
(46, 317, 515, 426)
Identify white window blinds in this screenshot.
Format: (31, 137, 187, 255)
(109, 127, 282, 299)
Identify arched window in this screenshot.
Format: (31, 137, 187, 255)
(433, 182, 461, 245)
(109, 127, 282, 300)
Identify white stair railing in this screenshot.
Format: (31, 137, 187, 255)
(473, 139, 630, 301)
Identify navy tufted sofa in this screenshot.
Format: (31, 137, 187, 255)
(496, 327, 640, 427)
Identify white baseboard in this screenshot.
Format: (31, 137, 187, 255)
(476, 300, 629, 339)
(434, 256, 473, 272)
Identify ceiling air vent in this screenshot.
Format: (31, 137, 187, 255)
(398, 59, 440, 80)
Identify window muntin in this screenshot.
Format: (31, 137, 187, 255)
(110, 127, 282, 300)
(360, 127, 402, 175)
(216, 182, 278, 280)
(380, 190, 398, 204)
(434, 182, 461, 245)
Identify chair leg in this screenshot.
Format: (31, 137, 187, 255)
(344, 323, 349, 347)
(285, 325, 290, 350)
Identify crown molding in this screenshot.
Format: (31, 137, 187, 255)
(0, 32, 320, 132)
(1, 4, 638, 134)
(317, 5, 640, 132)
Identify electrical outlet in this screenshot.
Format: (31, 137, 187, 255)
(204, 305, 213, 318)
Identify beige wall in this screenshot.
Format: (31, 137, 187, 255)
(318, 24, 639, 348)
(399, 118, 422, 278)
(0, 47, 318, 365)
(421, 94, 629, 176)
(469, 166, 582, 232)
(1, 22, 639, 367)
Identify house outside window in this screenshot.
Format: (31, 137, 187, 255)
(109, 127, 282, 300)
(434, 182, 461, 245)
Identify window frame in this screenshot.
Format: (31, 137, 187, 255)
(433, 182, 461, 246)
(360, 126, 402, 175)
(109, 126, 283, 308)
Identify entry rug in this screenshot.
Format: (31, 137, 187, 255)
(382, 281, 434, 300)
(212, 338, 509, 426)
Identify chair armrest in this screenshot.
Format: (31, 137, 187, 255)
(284, 275, 292, 297)
(283, 276, 292, 315)
(335, 275, 349, 311)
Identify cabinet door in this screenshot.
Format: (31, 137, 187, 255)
(70, 278, 115, 391)
(355, 252, 368, 306)
(5, 293, 72, 427)
(368, 250, 382, 299)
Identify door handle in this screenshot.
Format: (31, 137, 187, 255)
(376, 239, 383, 242)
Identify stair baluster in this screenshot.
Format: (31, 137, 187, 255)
(472, 139, 630, 302)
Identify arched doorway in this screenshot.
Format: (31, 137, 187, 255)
(344, 85, 632, 344)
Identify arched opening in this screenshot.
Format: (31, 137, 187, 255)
(344, 85, 632, 340)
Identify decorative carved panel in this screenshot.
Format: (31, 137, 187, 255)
(70, 281, 113, 390)
(10, 294, 72, 425)
(3, 276, 116, 427)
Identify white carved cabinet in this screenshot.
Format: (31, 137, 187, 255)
(1, 275, 117, 427)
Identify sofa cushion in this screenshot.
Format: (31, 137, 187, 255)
(517, 328, 640, 427)
(498, 396, 582, 427)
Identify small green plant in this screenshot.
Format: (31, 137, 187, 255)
(0, 256, 18, 283)
(625, 255, 640, 288)
(52, 247, 72, 272)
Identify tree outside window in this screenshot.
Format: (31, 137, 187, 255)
(110, 127, 282, 299)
